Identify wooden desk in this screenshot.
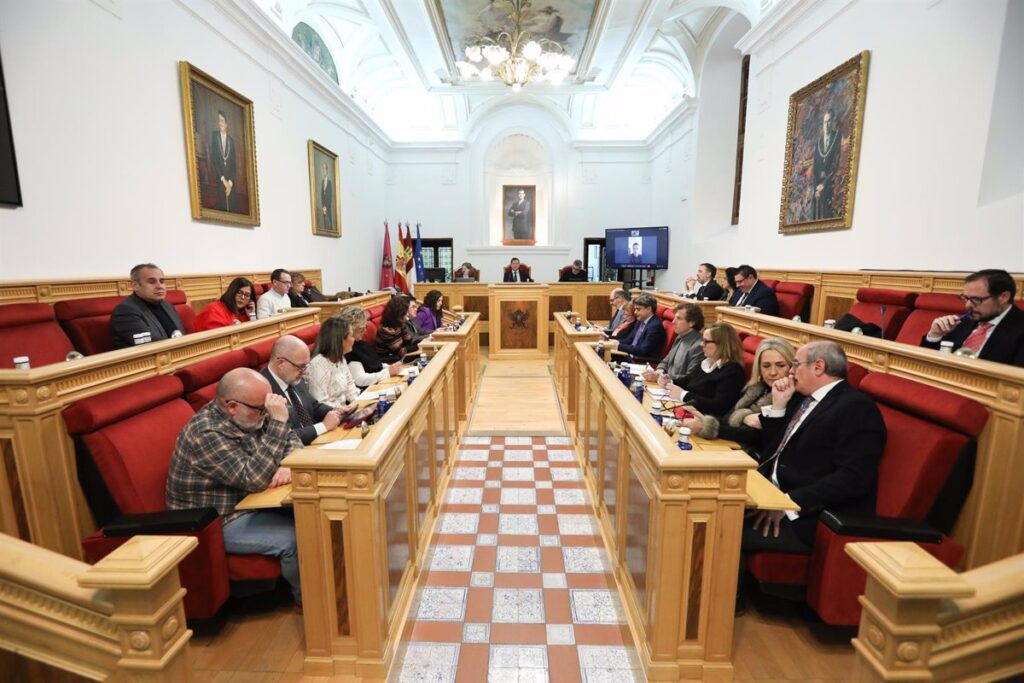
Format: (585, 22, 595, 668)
(552, 313, 603, 424)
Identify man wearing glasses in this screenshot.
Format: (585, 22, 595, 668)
(166, 367, 304, 607)
(603, 288, 631, 335)
(729, 264, 779, 317)
(256, 268, 294, 319)
(921, 269, 1024, 367)
(261, 335, 349, 444)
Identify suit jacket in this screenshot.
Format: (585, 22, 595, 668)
(676, 361, 745, 417)
(688, 280, 724, 301)
(558, 270, 587, 282)
(658, 329, 704, 384)
(260, 368, 334, 446)
(729, 280, 779, 316)
(616, 315, 667, 362)
(110, 294, 186, 349)
(503, 269, 533, 283)
(604, 306, 626, 335)
(921, 305, 1024, 367)
(758, 381, 886, 544)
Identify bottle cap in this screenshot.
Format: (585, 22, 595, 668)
(939, 341, 955, 352)
(132, 332, 152, 345)
(792, 315, 802, 322)
(13, 356, 29, 369)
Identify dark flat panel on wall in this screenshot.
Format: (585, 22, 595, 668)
(0, 50, 22, 207)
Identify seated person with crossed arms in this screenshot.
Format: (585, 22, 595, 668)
(261, 335, 350, 445)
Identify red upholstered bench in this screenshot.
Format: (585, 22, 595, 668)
(655, 304, 676, 359)
(760, 279, 780, 290)
(0, 303, 76, 368)
(894, 293, 964, 346)
(774, 282, 813, 321)
(65, 375, 281, 619)
(55, 290, 195, 355)
(176, 349, 252, 412)
(166, 289, 196, 333)
(747, 372, 988, 625)
(847, 288, 918, 340)
(740, 334, 763, 377)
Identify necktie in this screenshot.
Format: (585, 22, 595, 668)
(696, 284, 704, 299)
(736, 291, 747, 307)
(961, 322, 993, 353)
(630, 319, 646, 346)
(286, 385, 314, 427)
(761, 395, 815, 470)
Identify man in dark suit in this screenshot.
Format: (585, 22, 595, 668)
(210, 110, 237, 212)
(319, 162, 333, 230)
(110, 263, 186, 349)
(920, 269, 1024, 367)
(608, 294, 666, 363)
(683, 263, 725, 301)
(260, 335, 350, 445)
(745, 341, 886, 553)
(503, 257, 533, 283)
(603, 288, 630, 335)
(729, 264, 779, 316)
(507, 189, 531, 239)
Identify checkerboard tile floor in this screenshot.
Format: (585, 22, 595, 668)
(391, 436, 642, 683)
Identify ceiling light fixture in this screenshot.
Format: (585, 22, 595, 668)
(455, 0, 575, 91)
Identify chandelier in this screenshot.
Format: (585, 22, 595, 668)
(455, 0, 575, 91)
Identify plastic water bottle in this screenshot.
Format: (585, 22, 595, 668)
(939, 341, 954, 354)
(419, 351, 428, 369)
(792, 315, 802, 323)
(574, 318, 582, 331)
(650, 400, 664, 425)
(132, 332, 152, 345)
(376, 392, 390, 419)
(618, 365, 631, 388)
(13, 356, 30, 369)
(407, 367, 418, 385)
(677, 427, 693, 451)
(595, 340, 605, 358)
(632, 379, 644, 402)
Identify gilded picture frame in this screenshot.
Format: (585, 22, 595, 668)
(179, 61, 260, 226)
(779, 51, 869, 234)
(502, 184, 536, 246)
(308, 140, 341, 238)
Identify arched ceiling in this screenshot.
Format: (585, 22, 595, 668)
(256, 0, 766, 142)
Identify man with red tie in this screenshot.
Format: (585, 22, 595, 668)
(921, 269, 1024, 367)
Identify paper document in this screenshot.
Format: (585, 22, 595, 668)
(356, 389, 379, 401)
(623, 363, 647, 375)
(320, 439, 361, 451)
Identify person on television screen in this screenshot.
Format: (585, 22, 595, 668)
(629, 241, 643, 265)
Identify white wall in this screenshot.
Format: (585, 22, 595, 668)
(0, 0, 388, 292)
(655, 0, 1024, 280)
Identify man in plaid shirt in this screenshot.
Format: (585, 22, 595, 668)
(167, 367, 304, 605)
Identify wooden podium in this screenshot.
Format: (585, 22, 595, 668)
(487, 284, 550, 360)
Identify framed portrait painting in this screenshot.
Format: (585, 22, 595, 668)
(502, 184, 536, 246)
(308, 140, 341, 237)
(179, 61, 260, 226)
(779, 51, 869, 234)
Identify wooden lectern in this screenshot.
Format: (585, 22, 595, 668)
(487, 284, 550, 360)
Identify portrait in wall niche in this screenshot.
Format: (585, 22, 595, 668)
(291, 22, 339, 83)
(179, 62, 260, 226)
(308, 140, 341, 237)
(779, 51, 869, 234)
(502, 184, 536, 245)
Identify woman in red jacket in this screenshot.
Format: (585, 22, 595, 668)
(195, 277, 255, 331)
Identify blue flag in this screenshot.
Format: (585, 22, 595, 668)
(414, 223, 426, 283)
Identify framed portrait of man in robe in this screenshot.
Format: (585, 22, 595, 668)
(179, 62, 260, 226)
(779, 51, 869, 234)
(502, 184, 536, 245)
(308, 140, 341, 237)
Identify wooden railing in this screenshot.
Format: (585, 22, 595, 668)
(568, 340, 755, 681)
(430, 312, 482, 424)
(285, 342, 461, 677)
(552, 313, 602, 424)
(0, 309, 321, 558)
(0, 269, 324, 311)
(848, 542, 1024, 682)
(716, 307, 1024, 568)
(0, 533, 196, 682)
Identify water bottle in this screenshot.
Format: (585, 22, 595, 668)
(650, 400, 664, 425)
(632, 379, 644, 402)
(677, 426, 693, 451)
(407, 367, 418, 385)
(791, 315, 802, 323)
(574, 318, 582, 331)
(619, 365, 631, 388)
(132, 331, 152, 346)
(13, 356, 30, 369)
(376, 392, 390, 419)
(595, 340, 605, 359)
(418, 351, 428, 369)
(939, 341, 954, 354)
(823, 319, 836, 329)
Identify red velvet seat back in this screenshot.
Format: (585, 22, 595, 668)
(54, 295, 123, 355)
(63, 375, 192, 515)
(0, 303, 76, 368)
(176, 349, 251, 411)
(859, 373, 988, 519)
(293, 323, 321, 348)
(656, 305, 675, 358)
(363, 320, 379, 345)
(774, 282, 813, 320)
(894, 293, 964, 345)
(166, 290, 196, 333)
(761, 279, 780, 290)
(243, 338, 275, 369)
(453, 267, 480, 281)
(740, 335, 763, 378)
(848, 288, 918, 340)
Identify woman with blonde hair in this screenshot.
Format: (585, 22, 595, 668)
(337, 306, 401, 388)
(660, 322, 745, 417)
(682, 337, 796, 448)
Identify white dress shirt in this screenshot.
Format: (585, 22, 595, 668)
(266, 367, 327, 437)
(256, 288, 291, 319)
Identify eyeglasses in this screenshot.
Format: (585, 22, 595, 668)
(280, 357, 309, 372)
(276, 279, 292, 286)
(236, 290, 252, 299)
(229, 398, 266, 413)
(959, 294, 993, 306)
(790, 359, 812, 369)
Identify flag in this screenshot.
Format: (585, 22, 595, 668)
(414, 223, 426, 284)
(380, 221, 395, 290)
(394, 224, 410, 294)
(402, 222, 415, 294)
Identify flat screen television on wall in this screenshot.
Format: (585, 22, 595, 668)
(0, 50, 22, 207)
(605, 226, 669, 269)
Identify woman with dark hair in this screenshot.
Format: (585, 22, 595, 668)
(307, 317, 360, 408)
(375, 296, 415, 363)
(195, 277, 255, 331)
(660, 322, 745, 418)
(723, 267, 739, 302)
(416, 290, 444, 333)
(338, 306, 401, 388)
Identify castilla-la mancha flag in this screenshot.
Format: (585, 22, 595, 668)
(380, 221, 395, 290)
(401, 222, 415, 294)
(394, 224, 411, 294)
